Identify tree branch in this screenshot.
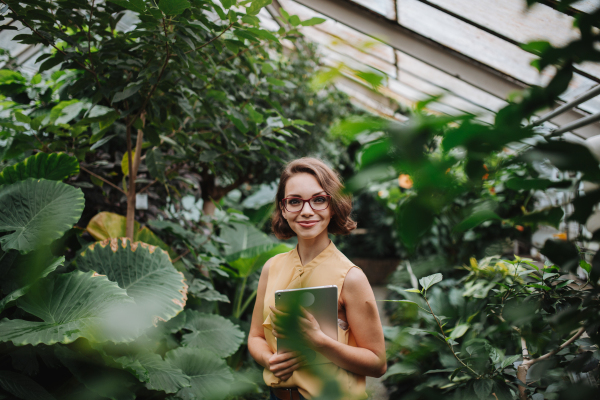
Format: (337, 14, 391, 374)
(185, 21, 234, 54)
(80, 165, 126, 194)
(528, 326, 586, 366)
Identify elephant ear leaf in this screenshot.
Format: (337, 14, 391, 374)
(0, 250, 64, 312)
(0, 179, 84, 254)
(166, 347, 233, 400)
(220, 221, 279, 262)
(76, 238, 187, 326)
(115, 352, 191, 394)
(181, 310, 244, 357)
(0, 370, 56, 400)
(0, 152, 79, 185)
(0, 271, 136, 346)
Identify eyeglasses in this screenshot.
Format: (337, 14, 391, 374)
(280, 194, 332, 213)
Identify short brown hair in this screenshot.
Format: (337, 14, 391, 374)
(271, 157, 357, 240)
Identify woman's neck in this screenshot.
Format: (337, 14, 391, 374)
(296, 230, 331, 266)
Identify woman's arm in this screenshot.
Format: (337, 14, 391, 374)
(247, 257, 305, 381)
(272, 267, 386, 377)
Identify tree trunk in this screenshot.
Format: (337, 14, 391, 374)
(126, 122, 145, 239)
(517, 364, 528, 400)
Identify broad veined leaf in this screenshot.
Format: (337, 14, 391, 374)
(77, 238, 187, 325)
(0, 271, 136, 346)
(116, 352, 190, 394)
(473, 378, 493, 400)
(86, 212, 175, 257)
(159, 0, 191, 15)
(419, 273, 443, 291)
(220, 221, 278, 262)
(0, 152, 79, 185)
(166, 347, 233, 400)
(0, 370, 55, 400)
(0, 249, 64, 312)
(181, 310, 244, 357)
(229, 243, 291, 278)
(0, 179, 85, 253)
(55, 346, 138, 400)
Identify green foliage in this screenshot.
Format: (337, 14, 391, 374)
(0, 178, 84, 253)
(0, 270, 136, 346)
(180, 310, 245, 357)
(76, 238, 187, 326)
(330, 3, 600, 399)
(0, 152, 79, 185)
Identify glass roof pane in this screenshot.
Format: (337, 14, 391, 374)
(347, 0, 397, 20)
(396, 51, 507, 112)
(280, 0, 395, 63)
(571, 0, 600, 13)
(300, 26, 397, 76)
(397, 0, 542, 85)
(425, 0, 580, 47)
(422, 0, 600, 79)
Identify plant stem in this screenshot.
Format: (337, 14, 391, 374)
(239, 289, 258, 317)
(423, 294, 480, 377)
(235, 276, 248, 319)
(80, 165, 126, 194)
(185, 22, 234, 54)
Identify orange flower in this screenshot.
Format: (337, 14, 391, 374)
(482, 173, 489, 180)
(445, 168, 451, 174)
(398, 174, 413, 189)
(483, 164, 489, 171)
(489, 187, 496, 195)
(553, 232, 567, 240)
(515, 225, 524, 231)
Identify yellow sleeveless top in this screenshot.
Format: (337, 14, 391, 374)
(262, 240, 367, 399)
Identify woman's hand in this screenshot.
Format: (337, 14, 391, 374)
(265, 351, 305, 381)
(269, 305, 328, 350)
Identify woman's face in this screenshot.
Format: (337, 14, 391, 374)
(281, 173, 333, 241)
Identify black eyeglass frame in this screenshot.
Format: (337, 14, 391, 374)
(280, 194, 332, 213)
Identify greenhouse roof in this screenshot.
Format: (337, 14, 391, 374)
(260, 0, 600, 140)
(1, 0, 599, 139)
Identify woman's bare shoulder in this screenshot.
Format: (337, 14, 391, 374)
(340, 267, 373, 303)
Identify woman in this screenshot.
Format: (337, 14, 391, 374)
(248, 158, 386, 400)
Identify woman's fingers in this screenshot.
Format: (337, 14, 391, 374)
(278, 373, 293, 381)
(269, 353, 304, 371)
(272, 357, 306, 376)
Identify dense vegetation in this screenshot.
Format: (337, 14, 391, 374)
(0, 0, 357, 399)
(328, 2, 600, 399)
(2, 0, 600, 399)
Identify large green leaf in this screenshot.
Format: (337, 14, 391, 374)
(181, 311, 244, 357)
(116, 352, 190, 394)
(0, 179, 84, 253)
(0, 249, 64, 312)
(86, 212, 175, 257)
(166, 347, 233, 400)
(0, 152, 79, 185)
(220, 221, 278, 262)
(55, 347, 137, 400)
(229, 243, 291, 278)
(77, 238, 187, 325)
(0, 370, 55, 400)
(0, 271, 135, 346)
